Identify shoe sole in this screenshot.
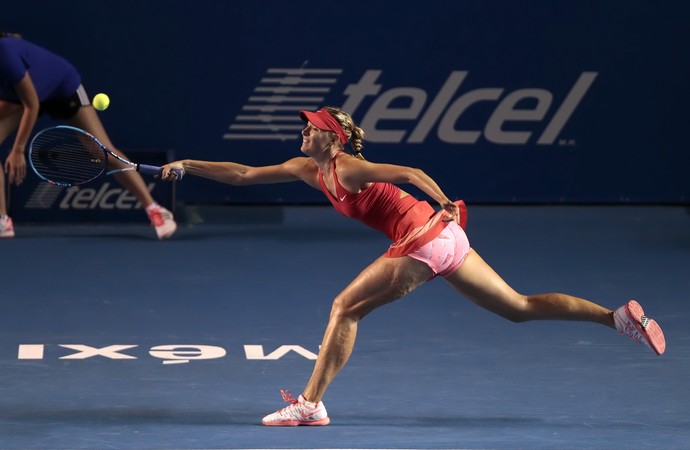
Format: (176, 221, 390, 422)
(626, 300, 666, 355)
(262, 417, 330, 426)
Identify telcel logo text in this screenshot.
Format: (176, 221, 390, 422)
(59, 182, 155, 210)
(342, 70, 597, 145)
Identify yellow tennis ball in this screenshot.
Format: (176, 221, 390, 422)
(92, 93, 110, 111)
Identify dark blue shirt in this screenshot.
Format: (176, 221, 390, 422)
(0, 37, 81, 102)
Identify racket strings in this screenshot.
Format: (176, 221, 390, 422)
(30, 129, 106, 186)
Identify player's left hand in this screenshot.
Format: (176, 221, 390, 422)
(441, 201, 460, 224)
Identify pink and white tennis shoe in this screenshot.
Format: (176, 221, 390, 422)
(261, 390, 330, 426)
(613, 300, 666, 355)
(0, 215, 14, 238)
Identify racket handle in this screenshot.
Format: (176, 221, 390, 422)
(137, 164, 184, 180)
(137, 164, 164, 175)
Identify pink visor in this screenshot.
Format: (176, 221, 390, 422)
(299, 108, 348, 144)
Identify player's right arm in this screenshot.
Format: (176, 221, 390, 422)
(162, 157, 320, 188)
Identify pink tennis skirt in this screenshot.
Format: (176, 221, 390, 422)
(407, 221, 471, 278)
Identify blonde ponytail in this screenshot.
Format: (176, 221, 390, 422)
(325, 106, 367, 160)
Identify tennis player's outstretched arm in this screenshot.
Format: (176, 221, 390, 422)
(161, 157, 321, 188)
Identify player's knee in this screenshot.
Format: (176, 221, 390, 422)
(329, 296, 360, 322)
(328, 264, 419, 322)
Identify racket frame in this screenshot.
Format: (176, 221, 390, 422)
(29, 125, 166, 187)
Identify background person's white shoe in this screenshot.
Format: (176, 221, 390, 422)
(147, 205, 177, 240)
(0, 215, 14, 238)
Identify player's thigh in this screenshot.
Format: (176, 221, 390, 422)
(334, 255, 433, 319)
(67, 107, 119, 152)
(443, 249, 526, 316)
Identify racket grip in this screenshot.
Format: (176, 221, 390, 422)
(137, 164, 163, 176)
(137, 164, 184, 180)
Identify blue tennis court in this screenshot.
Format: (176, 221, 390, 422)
(1, 205, 689, 449)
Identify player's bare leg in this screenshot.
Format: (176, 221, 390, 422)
(444, 249, 614, 324)
(305, 255, 433, 402)
(261, 255, 433, 425)
(444, 249, 664, 353)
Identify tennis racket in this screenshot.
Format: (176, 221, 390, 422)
(28, 125, 183, 187)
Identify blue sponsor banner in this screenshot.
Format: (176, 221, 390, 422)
(4, 1, 689, 205)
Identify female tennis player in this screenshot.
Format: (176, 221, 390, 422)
(0, 32, 176, 239)
(161, 106, 666, 426)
